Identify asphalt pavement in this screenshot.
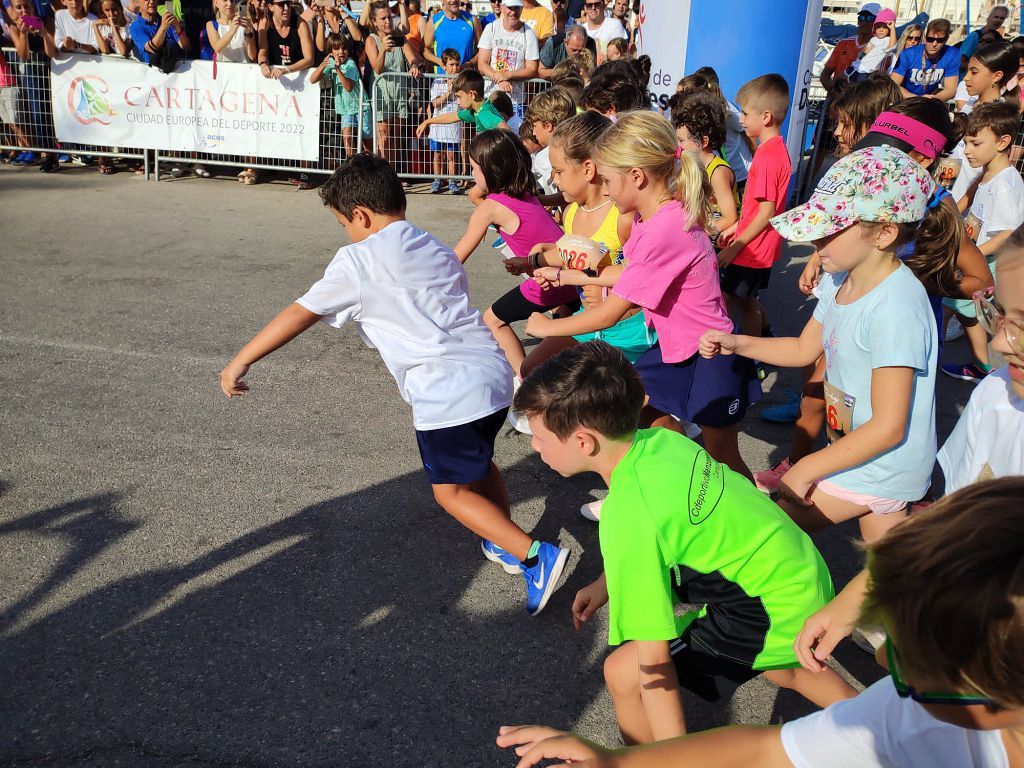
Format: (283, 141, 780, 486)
(0, 165, 975, 766)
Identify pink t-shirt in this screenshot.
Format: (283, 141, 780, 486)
(733, 135, 792, 269)
(490, 192, 579, 307)
(613, 200, 732, 362)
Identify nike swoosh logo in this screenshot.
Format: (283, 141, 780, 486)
(531, 563, 546, 590)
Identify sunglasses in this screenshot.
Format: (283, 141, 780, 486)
(584, 1, 603, 7)
(925, 34, 948, 43)
(887, 639, 1000, 707)
(905, 34, 921, 42)
(857, 11, 876, 20)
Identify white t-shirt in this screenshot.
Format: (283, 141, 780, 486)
(582, 16, 626, 53)
(964, 165, 1024, 248)
(428, 77, 461, 144)
(531, 145, 556, 195)
(479, 20, 540, 105)
(781, 678, 1009, 768)
(54, 9, 99, 48)
(723, 101, 752, 183)
(938, 366, 1024, 493)
(855, 35, 894, 73)
(296, 220, 513, 430)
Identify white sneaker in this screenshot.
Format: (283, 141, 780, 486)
(506, 408, 533, 434)
(580, 499, 604, 522)
(851, 626, 887, 654)
(945, 316, 965, 341)
(682, 421, 702, 439)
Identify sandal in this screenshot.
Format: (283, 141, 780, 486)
(99, 163, 115, 174)
(240, 169, 257, 185)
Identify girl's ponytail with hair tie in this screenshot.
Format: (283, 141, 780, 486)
(674, 144, 683, 160)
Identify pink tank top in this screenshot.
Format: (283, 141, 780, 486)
(489, 192, 579, 307)
(0, 51, 13, 89)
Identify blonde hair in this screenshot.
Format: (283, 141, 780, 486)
(526, 85, 577, 127)
(593, 110, 712, 232)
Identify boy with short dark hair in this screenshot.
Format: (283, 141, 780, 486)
(514, 341, 855, 743)
(427, 48, 464, 195)
(220, 154, 569, 616)
(498, 477, 1024, 767)
(716, 73, 792, 339)
(415, 68, 508, 137)
(942, 101, 1024, 383)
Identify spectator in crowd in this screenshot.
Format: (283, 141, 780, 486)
(548, 0, 568, 38)
(130, 0, 190, 64)
(518, 0, 551, 44)
(820, 1, 880, 95)
(609, 0, 633, 48)
(258, 0, 312, 77)
(427, 47, 463, 194)
(422, 0, 478, 73)
(55, 0, 98, 52)
(480, 0, 499, 26)
(604, 36, 626, 60)
(890, 22, 922, 71)
(476, 0, 539, 113)
(847, 7, 895, 81)
(3, 0, 58, 170)
(93, 0, 134, 57)
(538, 21, 593, 79)
(959, 4, 1008, 74)
(402, 0, 425, 58)
(312, 33, 371, 166)
(205, 0, 255, 63)
(890, 18, 960, 101)
(364, 0, 420, 169)
(579, 0, 624, 63)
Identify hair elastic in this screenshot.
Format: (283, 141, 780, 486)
(870, 111, 948, 159)
(674, 144, 684, 160)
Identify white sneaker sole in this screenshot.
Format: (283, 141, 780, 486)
(480, 541, 521, 575)
(529, 547, 569, 616)
(579, 499, 603, 522)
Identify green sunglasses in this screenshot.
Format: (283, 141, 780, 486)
(886, 638, 999, 707)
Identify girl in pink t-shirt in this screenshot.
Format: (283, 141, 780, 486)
(454, 129, 580, 377)
(525, 111, 758, 478)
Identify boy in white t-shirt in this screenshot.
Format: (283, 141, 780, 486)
(942, 102, 1024, 383)
(497, 477, 1024, 768)
(524, 84, 576, 196)
(579, 0, 626, 62)
(54, 0, 98, 52)
(427, 49, 463, 195)
(220, 155, 569, 616)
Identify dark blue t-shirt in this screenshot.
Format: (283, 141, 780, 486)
(892, 43, 960, 96)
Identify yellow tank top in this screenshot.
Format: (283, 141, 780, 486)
(705, 154, 741, 220)
(562, 202, 625, 265)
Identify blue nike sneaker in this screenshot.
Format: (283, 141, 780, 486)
(522, 541, 569, 616)
(481, 539, 521, 574)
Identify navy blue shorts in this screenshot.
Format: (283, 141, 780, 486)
(415, 408, 509, 485)
(720, 264, 772, 299)
(633, 341, 761, 427)
(429, 139, 459, 152)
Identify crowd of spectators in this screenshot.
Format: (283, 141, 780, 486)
(0, 0, 642, 179)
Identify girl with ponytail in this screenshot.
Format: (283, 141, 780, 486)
(524, 110, 759, 478)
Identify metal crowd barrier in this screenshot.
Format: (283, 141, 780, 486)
(0, 48, 149, 174)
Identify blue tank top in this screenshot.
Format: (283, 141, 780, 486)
(431, 11, 475, 72)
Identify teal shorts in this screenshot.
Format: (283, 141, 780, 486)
(943, 258, 997, 319)
(573, 309, 657, 363)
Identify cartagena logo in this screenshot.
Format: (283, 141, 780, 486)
(67, 75, 115, 126)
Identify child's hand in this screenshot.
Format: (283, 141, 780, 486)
(581, 284, 603, 308)
(698, 329, 737, 358)
(716, 222, 738, 247)
(496, 726, 610, 768)
(571, 578, 608, 630)
(798, 257, 820, 295)
(503, 256, 532, 275)
(525, 312, 554, 338)
(794, 597, 857, 673)
(532, 266, 560, 289)
(777, 463, 815, 508)
(716, 241, 740, 268)
(220, 360, 251, 397)
(414, 120, 428, 138)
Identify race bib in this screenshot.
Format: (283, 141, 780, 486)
(933, 157, 961, 191)
(556, 234, 610, 275)
(964, 211, 983, 242)
(824, 379, 856, 444)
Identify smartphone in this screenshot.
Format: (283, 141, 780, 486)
(21, 14, 44, 30)
(389, 31, 406, 46)
(159, 2, 174, 16)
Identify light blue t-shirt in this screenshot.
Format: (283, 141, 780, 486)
(813, 264, 937, 500)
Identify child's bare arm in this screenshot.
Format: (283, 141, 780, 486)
(699, 316, 824, 369)
(497, 724, 792, 768)
(636, 640, 687, 740)
(453, 201, 499, 263)
(779, 366, 915, 506)
(717, 199, 775, 267)
(978, 228, 1014, 258)
(219, 303, 322, 397)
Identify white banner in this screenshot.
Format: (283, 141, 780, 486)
(635, 0, 691, 111)
(50, 56, 321, 161)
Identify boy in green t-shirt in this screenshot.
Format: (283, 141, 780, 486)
(414, 68, 509, 138)
(514, 342, 857, 743)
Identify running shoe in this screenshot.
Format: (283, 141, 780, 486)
(761, 389, 800, 423)
(754, 458, 792, 494)
(12, 151, 36, 165)
(940, 362, 990, 383)
(522, 542, 569, 616)
(295, 173, 312, 190)
(57, 153, 71, 163)
(193, 164, 211, 178)
(39, 157, 59, 173)
(580, 499, 603, 522)
(481, 540, 521, 574)
(430, 179, 443, 194)
(448, 180, 462, 195)
(169, 165, 186, 178)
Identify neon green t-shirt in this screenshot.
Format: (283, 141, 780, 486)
(600, 428, 834, 670)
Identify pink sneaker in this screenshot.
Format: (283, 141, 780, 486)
(754, 458, 792, 494)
